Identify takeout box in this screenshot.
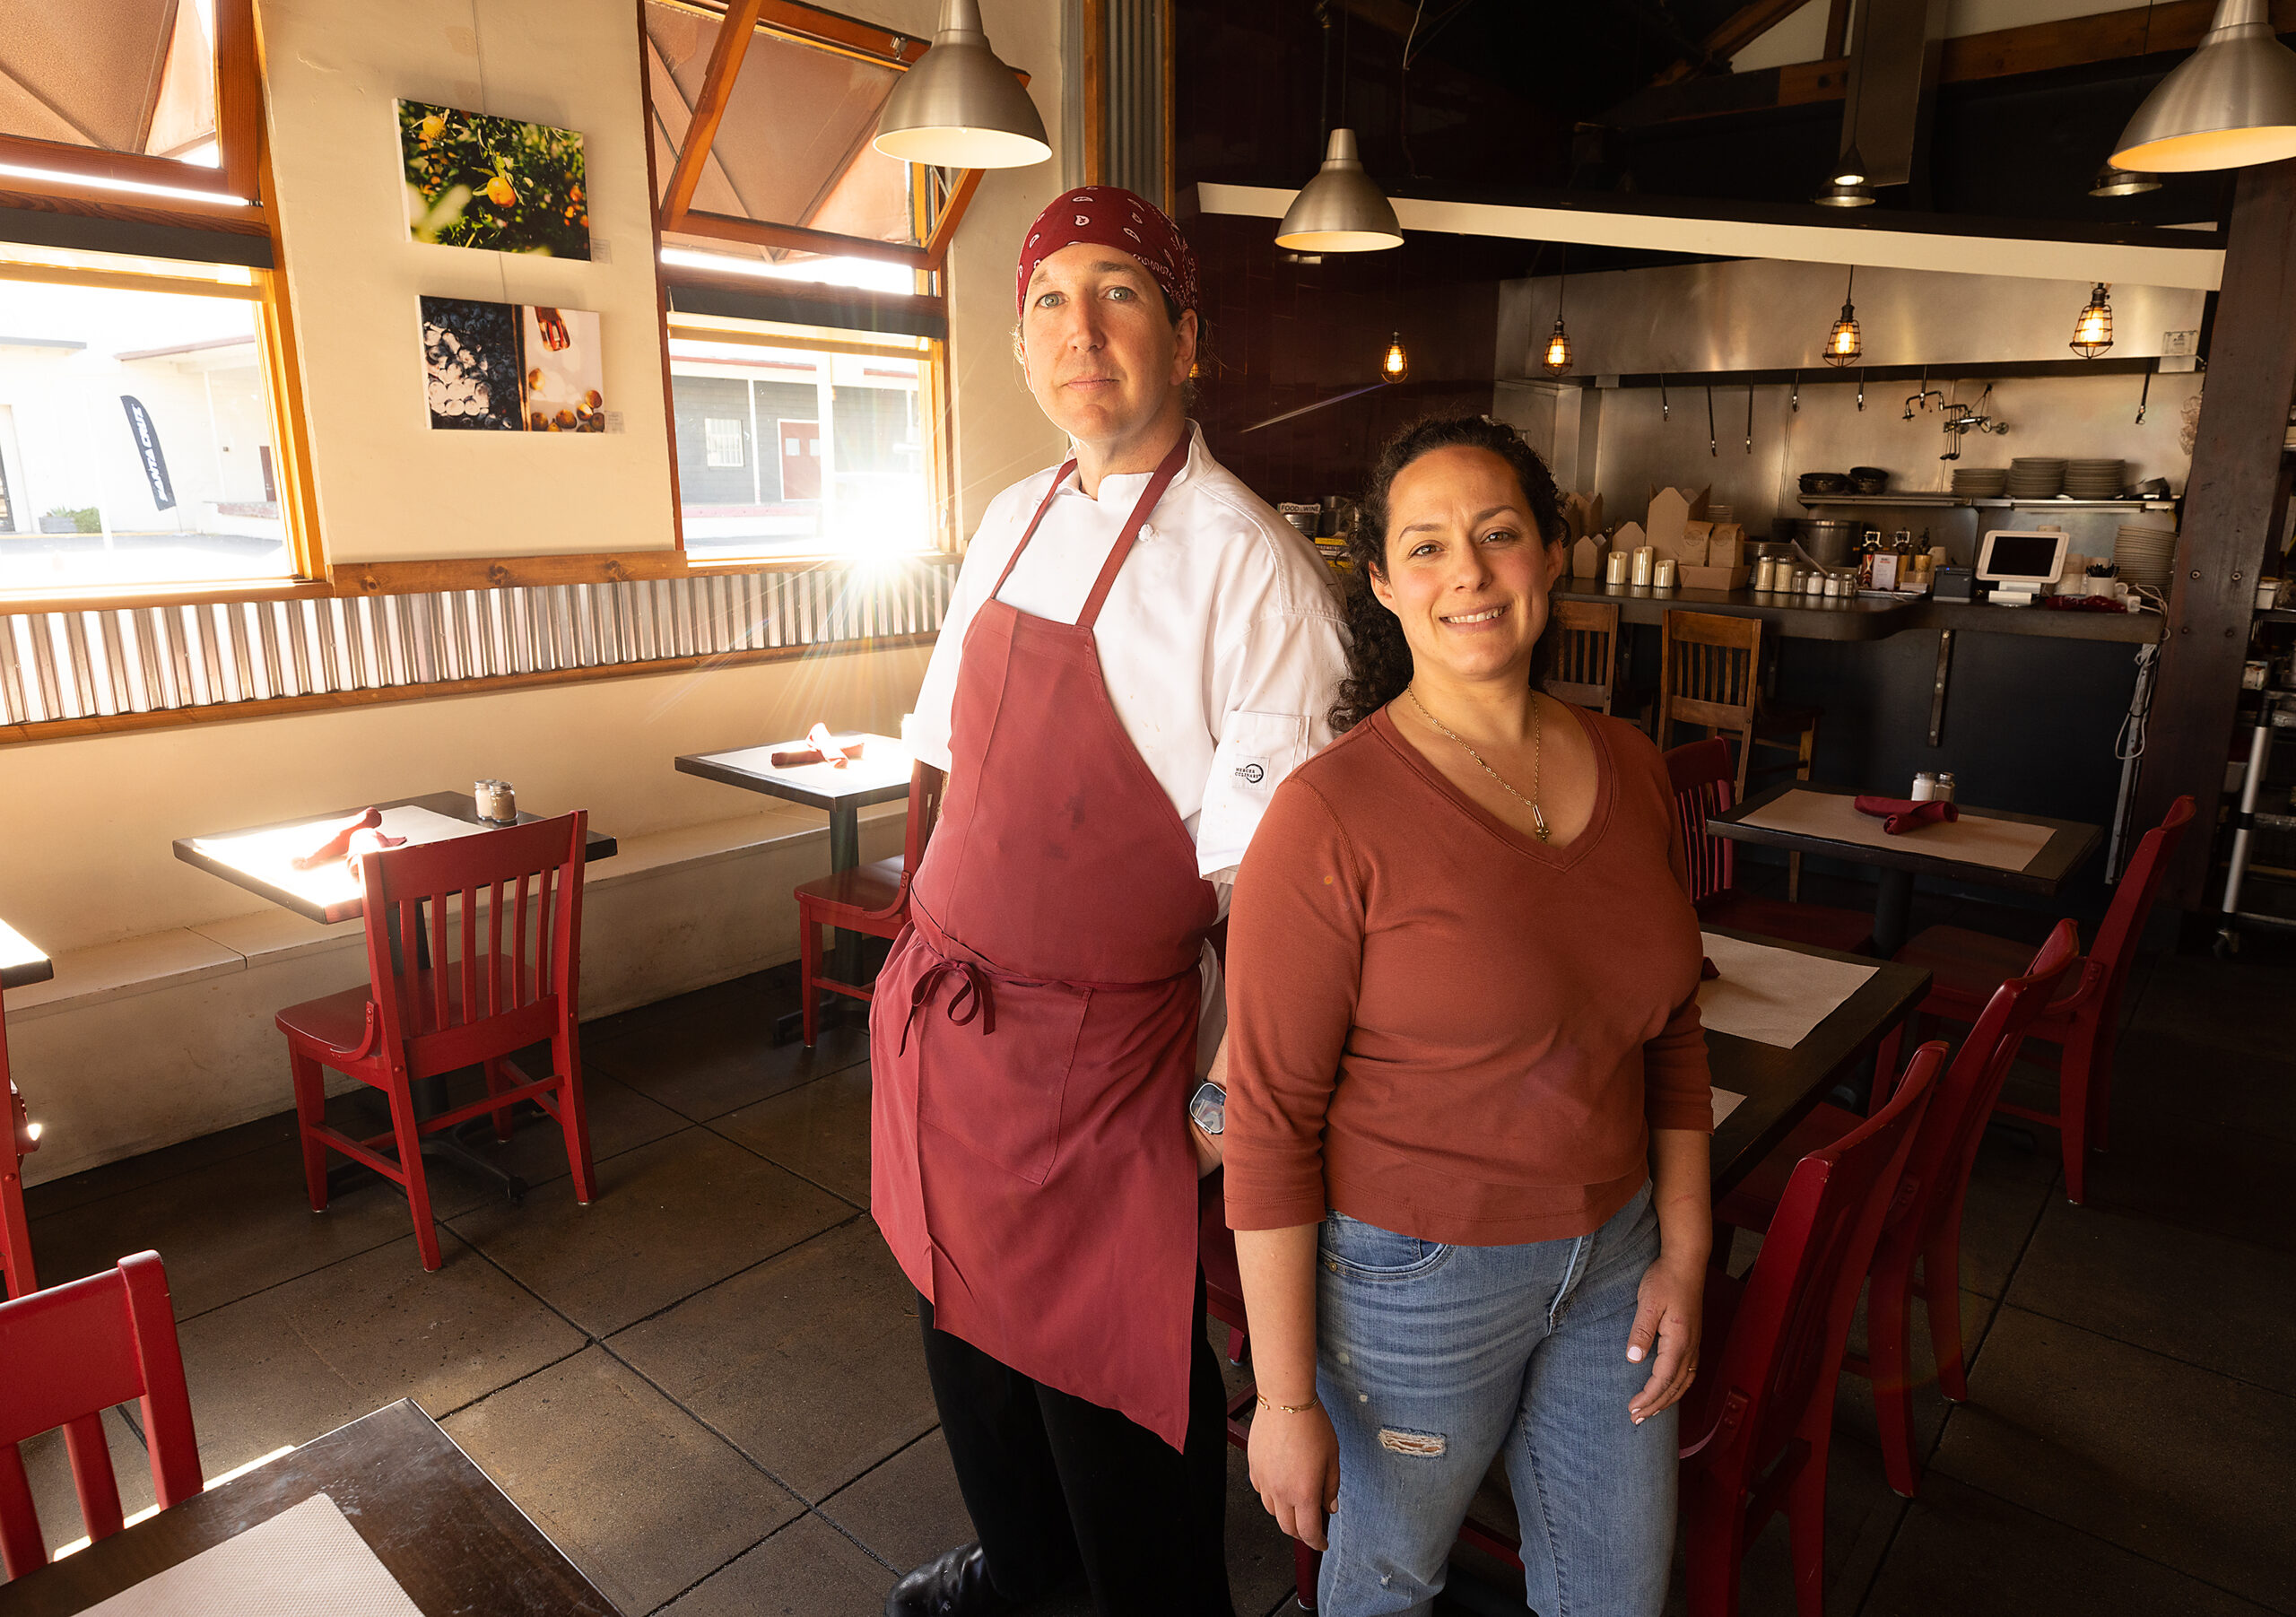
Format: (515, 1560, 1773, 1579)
(1678, 563, 1752, 591)
(1570, 534, 1610, 578)
(1646, 485, 1709, 560)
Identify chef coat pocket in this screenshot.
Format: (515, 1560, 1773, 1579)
(1202, 711, 1310, 865)
(917, 978, 1090, 1187)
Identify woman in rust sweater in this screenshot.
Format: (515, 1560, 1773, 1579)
(1223, 415, 1711, 1617)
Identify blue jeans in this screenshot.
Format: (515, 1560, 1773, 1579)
(1316, 1183, 1675, 1617)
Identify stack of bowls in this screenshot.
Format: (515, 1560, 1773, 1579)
(1952, 466, 2008, 498)
(2008, 457, 2067, 499)
(2113, 526, 2178, 591)
(2065, 458, 2126, 500)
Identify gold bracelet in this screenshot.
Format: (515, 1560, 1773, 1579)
(1256, 1393, 1318, 1413)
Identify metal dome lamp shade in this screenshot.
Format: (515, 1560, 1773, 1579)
(1822, 266, 1862, 368)
(2072, 283, 2115, 357)
(1276, 128, 1404, 252)
(2110, 0, 2296, 172)
(873, 0, 1050, 170)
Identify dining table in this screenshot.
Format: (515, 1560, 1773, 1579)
(170, 791, 618, 1200)
(674, 731, 913, 1039)
(1706, 782, 2103, 958)
(1699, 926, 1932, 1194)
(0, 1399, 618, 1617)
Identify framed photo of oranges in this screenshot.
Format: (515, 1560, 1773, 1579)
(399, 100, 591, 260)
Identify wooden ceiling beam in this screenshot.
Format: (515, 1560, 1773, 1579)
(1652, 0, 1823, 88)
(1612, 0, 2296, 126)
(659, 0, 765, 229)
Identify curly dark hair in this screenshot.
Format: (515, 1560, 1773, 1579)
(1330, 414, 1569, 733)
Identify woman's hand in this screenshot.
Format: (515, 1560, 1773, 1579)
(1625, 1249, 1703, 1424)
(1190, 1119, 1223, 1177)
(1248, 1399, 1341, 1551)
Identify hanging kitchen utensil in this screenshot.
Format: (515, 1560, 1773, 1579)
(1707, 385, 1718, 456)
(1745, 386, 1754, 454)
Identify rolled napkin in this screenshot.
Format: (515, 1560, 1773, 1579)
(806, 722, 849, 768)
(770, 735, 867, 769)
(1854, 795, 1961, 835)
(344, 824, 408, 883)
(291, 807, 383, 870)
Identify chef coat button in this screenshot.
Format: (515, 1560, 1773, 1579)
(1140, 525, 1155, 540)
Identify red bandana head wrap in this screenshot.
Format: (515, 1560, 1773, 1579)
(1015, 187, 1201, 319)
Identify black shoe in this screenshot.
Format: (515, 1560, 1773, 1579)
(884, 1543, 1013, 1617)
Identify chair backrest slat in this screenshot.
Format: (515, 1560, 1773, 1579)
(1660, 611, 1761, 758)
(1664, 738, 1738, 904)
(1543, 600, 1620, 715)
(0, 1252, 202, 1578)
(354, 814, 587, 1065)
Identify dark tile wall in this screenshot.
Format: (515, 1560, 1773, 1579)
(1183, 211, 1518, 509)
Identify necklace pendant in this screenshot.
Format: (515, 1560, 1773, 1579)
(1531, 804, 1551, 843)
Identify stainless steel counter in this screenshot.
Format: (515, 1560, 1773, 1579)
(1552, 582, 2164, 645)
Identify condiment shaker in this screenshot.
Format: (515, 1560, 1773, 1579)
(1909, 771, 1936, 803)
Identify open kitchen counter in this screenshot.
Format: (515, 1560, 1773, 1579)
(1555, 581, 2165, 644)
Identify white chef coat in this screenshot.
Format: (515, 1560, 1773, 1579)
(904, 423, 1349, 1074)
(906, 422, 1349, 888)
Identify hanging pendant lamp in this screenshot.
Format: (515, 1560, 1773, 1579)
(1813, 178, 1877, 207)
(2110, 0, 2296, 172)
(1831, 144, 1870, 187)
(874, 0, 1050, 170)
(1380, 331, 1409, 382)
(1278, 128, 1403, 252)
(1822, 266, 1862, 368)
(2071, 283, 2115, 358)
(1542, 256, 1571, 374)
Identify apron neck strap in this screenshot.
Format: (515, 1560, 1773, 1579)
(987, 430, 1194, 630)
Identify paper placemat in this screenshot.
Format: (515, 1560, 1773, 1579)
(1698, 930, 1879, 1048)
(83, 1491, 422, 1617)
(1712, 1088, 1746, 1127)
(192, 804, 491, 911)
(1736, 788, 2056, 874)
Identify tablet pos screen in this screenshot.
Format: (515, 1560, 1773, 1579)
(1978, 531, 2066, 583)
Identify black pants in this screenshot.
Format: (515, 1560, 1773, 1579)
(917, 1272, 1235, 1617)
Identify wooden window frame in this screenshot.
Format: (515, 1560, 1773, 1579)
(0, 0, 264, 231)
(651, 0, 1004, 275)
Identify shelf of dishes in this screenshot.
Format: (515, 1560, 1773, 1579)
(1796, 495, 2179, 511)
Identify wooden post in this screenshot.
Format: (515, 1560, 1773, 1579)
(2139, 159, 2296, 910)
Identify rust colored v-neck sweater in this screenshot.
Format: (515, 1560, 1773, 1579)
(1223, 704, 1712, 1246)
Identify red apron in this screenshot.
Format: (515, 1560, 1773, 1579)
(872, 437, 1215, 1451)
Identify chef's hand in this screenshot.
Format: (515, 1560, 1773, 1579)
(1626, 1250, 1702, 1424)
(1189, 1119, 1222, 1178)
(1249, 1397, 1339, 1552)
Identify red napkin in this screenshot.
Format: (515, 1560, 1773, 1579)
(770, 735, 867, 769)
(344, 824, 407, 883)
(292, 807, 383, 870)
(1853, 795, 1961, 835)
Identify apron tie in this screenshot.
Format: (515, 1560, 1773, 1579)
(900, 957, 997, 1054)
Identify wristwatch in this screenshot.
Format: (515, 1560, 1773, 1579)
(1187, 1081, 1227, 1136)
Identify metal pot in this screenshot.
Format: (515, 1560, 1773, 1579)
(1796, 518, 1864, 567)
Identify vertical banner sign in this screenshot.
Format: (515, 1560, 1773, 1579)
(118, 396, 177, 510)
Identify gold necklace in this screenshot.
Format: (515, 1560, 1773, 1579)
(1405, 685, 1549, 842)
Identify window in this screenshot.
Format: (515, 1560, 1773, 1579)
(0, 246, 301, 594)
(668, 314, 941, 561)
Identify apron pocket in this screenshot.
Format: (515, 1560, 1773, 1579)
(918, 978, 1090, 1187)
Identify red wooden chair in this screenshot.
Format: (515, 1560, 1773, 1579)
(1883, 795, 2194, 1204)
(275, 813, 596, 1273)
(1717, 920, 2080, 1498)
(1679, 1040, 1944, 1617)
(0, 1251, 203, 1580)
(796, 763, 946, 1047)
(2, 1021, 36, 1300)
(1665, 739, 1876, 955)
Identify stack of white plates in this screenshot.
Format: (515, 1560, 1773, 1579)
(2065, 458, 2126, 499)
(2008, 457, 2067, 498)
(2114, 525, 2178, 589)
(1951, 466, 2008, 497)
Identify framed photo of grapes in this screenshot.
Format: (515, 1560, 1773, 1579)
(399, 100, 591, 259)
(422, 298, 606, 432)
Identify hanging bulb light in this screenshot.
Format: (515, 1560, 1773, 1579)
(1822, 266, 1862, 368)
(1831, 144, 1870, 187)
(2071, 283, 2115, 358)
(2090, 161, 2162, 196)
(1814, 178, 1876, 206)
(874, 0, 1050, 170)
(1277, 128, 1404, 252)
(1543, 320, 1572, 375)
(2110, 0, 2296, 172)
(1542, 254, 1571, 374)
(1380, 331, 1409, 383)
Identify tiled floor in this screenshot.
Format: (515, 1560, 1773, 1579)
(13, 914, 2296, 1617)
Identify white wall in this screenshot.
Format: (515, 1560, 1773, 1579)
(262, 0, 1067, 563)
